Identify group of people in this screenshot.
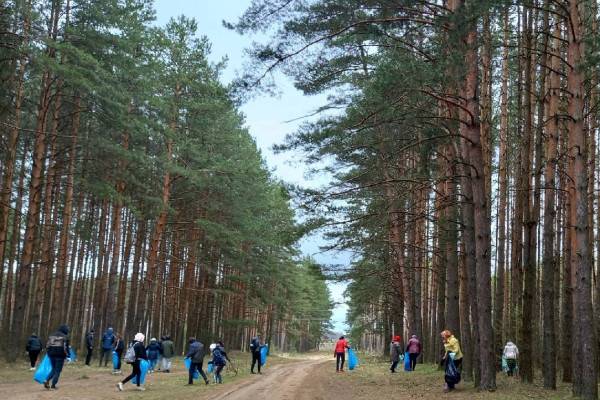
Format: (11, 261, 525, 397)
(27, 324, 267, 392)
(117, 333, 265, 391)
(84, 328, 177, 375)
(389, 334, 422, 373)
(389, 329, 518, 393)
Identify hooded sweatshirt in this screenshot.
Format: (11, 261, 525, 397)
(47, 325, 70, 359)
(102, 328, 115, 350)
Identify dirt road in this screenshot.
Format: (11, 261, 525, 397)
(0, 355, 340, 400)
(211, 357, 332, 400)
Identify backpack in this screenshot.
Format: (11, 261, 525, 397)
(46, 334, 66, 351)
(213, 348, 226, 366)
(124, 343, 137, 363)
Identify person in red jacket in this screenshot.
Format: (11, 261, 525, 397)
(334, 336, 350, 372)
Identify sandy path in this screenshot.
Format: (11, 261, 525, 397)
(0, 356, 335, 400)
(210, 358, 329, 400)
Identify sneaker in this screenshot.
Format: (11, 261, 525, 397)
(117, 383, 123, 391)
(251, 371, 255, 374)
(50, 385, 57, 390)
(44, 381, 50, 390)
(443, 384, 449, 393)
(136, 386, 146, 391)
(205, 380, 209, 385)
(29, 367, 35, 371)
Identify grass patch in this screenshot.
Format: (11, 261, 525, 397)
(323, 356, 576, 400)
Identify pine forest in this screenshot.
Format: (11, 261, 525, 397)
(3, 0, 600, 399)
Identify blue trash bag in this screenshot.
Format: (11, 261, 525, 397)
(501, 356, 508, 373)
(444, 357, 461, 385)
(260, 345, 268, 366)
(184, 358, 199, 379)
(112, 351, 119, 370)
(207, 361, 214, 373)
(404, 352, 411, 371)
(34, 355, 53, 384)
(132, 359, 150, 385)
(69, 348, 77, 362)
(348, 348, 359, 370)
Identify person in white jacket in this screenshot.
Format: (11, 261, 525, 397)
(503, 341, 519, 377)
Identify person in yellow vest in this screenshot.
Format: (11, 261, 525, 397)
(440, 330, 463, 392)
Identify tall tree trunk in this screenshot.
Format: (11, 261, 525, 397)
(454, 0, 495, 389)
(566, 2, 597, 397)
(494, 5, 510, 366)
(519, 3, 535, 383)
(541, 18, 560, 391)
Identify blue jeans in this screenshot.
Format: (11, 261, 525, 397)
(149, 358, 158, 370)
(48, 357, 65, 387)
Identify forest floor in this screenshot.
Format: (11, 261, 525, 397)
(0, 352, 577, 399)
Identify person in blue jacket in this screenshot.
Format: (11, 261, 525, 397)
(212, 341, 231, 384)
(99, 327, 115, 367)
(185, 337, 209, 385)
(146, 338, 161, 372)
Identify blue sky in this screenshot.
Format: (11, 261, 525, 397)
(154, 0, 350, 333)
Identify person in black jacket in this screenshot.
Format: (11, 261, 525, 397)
(26, 333, 43, 370)
(85, 329, 94, 366)
(44, 325, 71, 390)
(117, 333, 147, 392)
(250, 334, 263, 374)
(185, 337, 209, 385)
(113, 333, 125, 374)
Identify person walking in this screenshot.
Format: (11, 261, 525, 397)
(146, 338, 161, 373)
(99, 327, 115, 367)
(185, 337, 209, 385)
(249, 334, 263, 374)
(406, 334, 422, 371)
(161, 335, 175, 373)
(26, 333, 43, 370)
(503, 341, 519, 377)
(117, 333, 147, 392)
(212, 342, 230, 384)
(113, 333, 125, 374)
(85, 329, 94, 366)
(334, 335, 350, 372)
(389, 335, 401, 373)
(440, 330, 463, 393)
(44, 325, 71, 390)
